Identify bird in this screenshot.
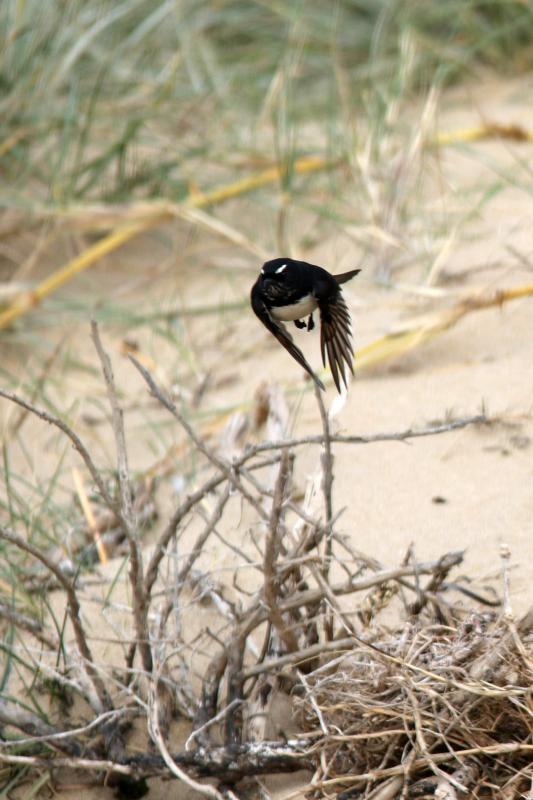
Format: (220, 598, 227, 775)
(250, 257, 360, 392)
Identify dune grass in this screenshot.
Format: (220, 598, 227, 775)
(2, 0, 533, 209)
(0, 0, 531, 344)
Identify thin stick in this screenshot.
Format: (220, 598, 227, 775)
(408, 551, 463, 616)
(148, 663, 226, 800)
(236, 414, 487, 458)
(297, 669, 329, 736)
(144, 472, 231, 600)
(275, 554, 464, 622)
(91, 322, 152, 676)
(144, 454, 281, 599)
(129, 354, 269, 523)
(243, 636, 359, 679)
(129, 456, 280, 674)
(263, 451, 298, 652)
(499, 542, 513, 620)
(306, 743, 533, 792)
(185, 699, 242, 751)
(313, 382, 333, 541)
(177, 485, 232, 589)
(0, 388, 119, 515)
(224, 627, 247, 746)
(155, 484, 233, 641)
(194, 649, 229, 745)
(0, 699, 84, 756)
(0, 703, 132, 750)
(5, 336, 65, 440)
(0, 752, 137, 775)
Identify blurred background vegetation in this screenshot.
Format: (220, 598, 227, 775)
(2, 0, 533, 208)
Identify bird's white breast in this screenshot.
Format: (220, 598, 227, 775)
(271, 294, 317, 322)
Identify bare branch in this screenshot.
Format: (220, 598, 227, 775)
(236, 414, 488, 459)
(0, 699, 85, 756)
(91, 321, 152, 675)
(408, 550, 465, 615)
(0, 752, 138, 776)
(154, 485, 233, 645)
(274, 553, 465, 625)
(242, 636, 357, 679)
(0, 739, 314, 780)
(313, 382, 334, 541)
(129, 354, 269, 522)
(194, 649, 229, 746)
(132, 455, 281, 676)
(148, 665, 226, 800)
(263, 451, 298, 652)
(0, 387, 119, 513)
(0, 702, 133, 754)
(91, 321, 135, 531)
(177, 484, 232, 589)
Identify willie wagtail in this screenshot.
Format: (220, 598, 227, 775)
(251, 257, 360, 392)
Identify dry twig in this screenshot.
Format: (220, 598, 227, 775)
(91, 321, 152, 675)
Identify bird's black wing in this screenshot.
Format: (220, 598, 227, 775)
(251, 288, 325, 390)
(318, 289, 354, 393)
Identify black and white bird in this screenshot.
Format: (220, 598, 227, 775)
(250, 257, 360, 392)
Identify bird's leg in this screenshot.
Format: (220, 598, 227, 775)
(307, 313, 315, 331)
(294, 319, 307, 329)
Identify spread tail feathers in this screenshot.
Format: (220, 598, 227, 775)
(334, 269, 361, 285)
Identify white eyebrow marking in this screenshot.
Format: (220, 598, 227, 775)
(260, 268, 265, 275)
(275, 264, 287, 274)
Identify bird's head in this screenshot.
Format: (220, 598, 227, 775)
(259, 258, 294, 287)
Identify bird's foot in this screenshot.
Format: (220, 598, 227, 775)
(294, 319, 306, 329)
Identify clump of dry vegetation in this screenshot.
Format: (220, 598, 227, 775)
(296, 607, 533, 798)
(1, 323, 530, 799)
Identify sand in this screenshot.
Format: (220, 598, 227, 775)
(2, 76, 533, 797)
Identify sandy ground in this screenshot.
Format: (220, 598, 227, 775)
(2, 76, 533, 797)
